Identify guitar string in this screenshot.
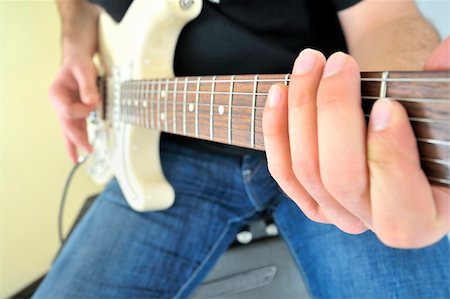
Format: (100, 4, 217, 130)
(124, 108, 450, 171)
(123, 90, 450, 103)
(121, 113, 450, 148)
(120, 111, 450, 147)
(115, 98, 449, 125)
(121, 77, 450, 84)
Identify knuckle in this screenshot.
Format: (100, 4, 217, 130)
(292, 160, 321, 187)
(304, 210, 324, 223)
(288, 90, 314, 109)
(316, 95, 343, 113)
(295, 200, 323, 223)
(268, 164, 295, 188)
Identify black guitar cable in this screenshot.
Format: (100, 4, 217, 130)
(58, 155, 88, 245)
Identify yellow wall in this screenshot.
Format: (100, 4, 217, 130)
(0, 2, 101, 297)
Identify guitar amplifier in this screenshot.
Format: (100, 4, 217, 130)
(192, 219, 311, 298)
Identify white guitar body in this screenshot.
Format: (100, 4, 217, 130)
(87, 0, 202, 211)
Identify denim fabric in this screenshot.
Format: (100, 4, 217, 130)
(34, 138, 450, 299)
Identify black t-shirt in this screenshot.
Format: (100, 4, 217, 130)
(90, 0, 361, 155)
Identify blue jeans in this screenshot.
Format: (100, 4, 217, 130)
(34, 137, 450, 298)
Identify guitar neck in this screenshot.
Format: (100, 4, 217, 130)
(102, 71, 450, 186)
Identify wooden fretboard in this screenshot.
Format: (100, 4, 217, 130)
(101, 71, 450, 187)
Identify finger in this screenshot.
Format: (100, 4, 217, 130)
(432, 186, 450, 232)
(368, 99, 447, 248)
(63, 135, 79, 164)
(316, 52, 371, 224)
(288, 49, 367, 233)
(424, 36, 450, 70)
(263, 84, 328, 223)
(72, 62, 100, 105)
(49, 83, 95, 120)
(62, 118, 93, 154)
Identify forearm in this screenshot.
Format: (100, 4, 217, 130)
(349, 15, 440, 71)
(57, 0, 100, 58)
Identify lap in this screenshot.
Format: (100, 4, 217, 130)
(274, 197, 450, 299)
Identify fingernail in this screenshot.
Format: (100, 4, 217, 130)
(323, 52, 347, 78)
(267, 85, 282, 108)
(370, 99, 393, 132)
(294, 49, 317, 74)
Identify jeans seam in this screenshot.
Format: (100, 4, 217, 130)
(173, 208, 258, 298)
(241, 158, 266, 211)
(244, 157, 266, 181)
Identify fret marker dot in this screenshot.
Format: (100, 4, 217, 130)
(127, 99, 132, 106)
(161, 91, 166, 98)
(143, 100, 148, 108)
(218, 105, 225, 115)
(160, 113, 166, 120)
(134, 100, 139, 107)
(189, 103, 194, 112)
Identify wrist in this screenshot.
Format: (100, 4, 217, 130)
(58, 0, 100, 61)
(62, 37, 97, 61)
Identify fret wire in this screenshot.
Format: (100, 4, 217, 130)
(183, 77, 188, 135)
(228, 75, 235, 145)
(173, 78, 178, 134)
(251, 75, 259, 149)
(379, 71, 389, 99)
(195, 76, 200, 138)
(164, 78, 169, 132)
(150, 80, 155, 128)
(284, 73, 290, 85)
(210, 76, 216, 141)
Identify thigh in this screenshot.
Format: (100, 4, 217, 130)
(34, 144, 257, 299)
(273, 197, 450, 299)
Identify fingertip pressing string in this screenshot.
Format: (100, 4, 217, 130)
(58, 155, 88, 245)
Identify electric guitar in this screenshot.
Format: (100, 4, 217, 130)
(87, 0, 450, 212)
